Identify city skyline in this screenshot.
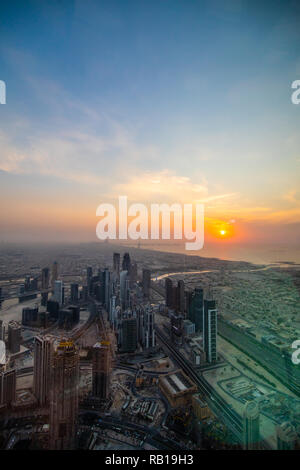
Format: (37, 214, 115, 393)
(0, 1, 300, 251)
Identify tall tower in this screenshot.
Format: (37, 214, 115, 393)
(144, 307, 155, 349)
(165, 278, 173, 308)
(188, 287, 203, 332)
(142, 269, 151, 298)
(243, 401, 260, 450)
(86, 266, 93, 291)
(203, 299, 217, 363)
(113, 253, 120, 274)
(41, 267, 50, 290)
(92, 341, 111, 400)
(70, 283, 79, 303)
(103, 268, 110, 310)
(120, 270, 128, 310)
(120, 318, 137, 353)
(7, 321, 21, 354)
(49, 340, 79, 450)
(0, 320, 5, 342)
(53, 280, 64, 306)
(34, 335, 53, 406)
(122, 252, 131, 273)
(51, 261, 58, 289)
(176, 280, 185, 313)
(0, 368, 16, 407)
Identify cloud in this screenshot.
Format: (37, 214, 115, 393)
(283, 189, 300, 204)
(111, 169, 209, 203)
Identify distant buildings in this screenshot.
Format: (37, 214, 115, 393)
(242, 401, 260, 450)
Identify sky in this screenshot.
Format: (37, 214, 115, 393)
(0, 0, 300, 252)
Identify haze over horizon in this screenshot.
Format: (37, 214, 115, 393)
(0, 0, 300, 258)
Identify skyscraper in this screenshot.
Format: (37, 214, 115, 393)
(92, 341, 111, 400)
(165, 278, 173, 308)
(51, 261, 58, 288)
(86, 266, 93, 292)
(41, 267, 50, 290)
(120, 270, 128, 310)
(120, 318, 137, 353)
(113, 253, 120, 274)
(7, 321, 21, 354)
(103, 268, 110, 310)
(53, 280, 64, 306)
(109, 295, 117, 326)
(177, 280, 185, 313)
(242, 401, 260, 450)
(203, 299, 217, 363)
(122, 252, 131, 273)
(0, 320, 5, 342)
(33, 335, 53, 406)
(142, 269, 151, 298)
(0, 369, 16, 407)
(144, 307, 155, 349)
(188, 287, 204, 332)
(70, 283, 79, 303)
(49, 340, 79, 450)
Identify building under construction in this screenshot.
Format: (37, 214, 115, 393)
(92, 341, 111, 400)
(49, 339, 79, 450)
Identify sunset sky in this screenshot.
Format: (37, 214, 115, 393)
(0, 0, 300, 252)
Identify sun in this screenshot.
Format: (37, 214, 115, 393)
(220, 230, 226, 236)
